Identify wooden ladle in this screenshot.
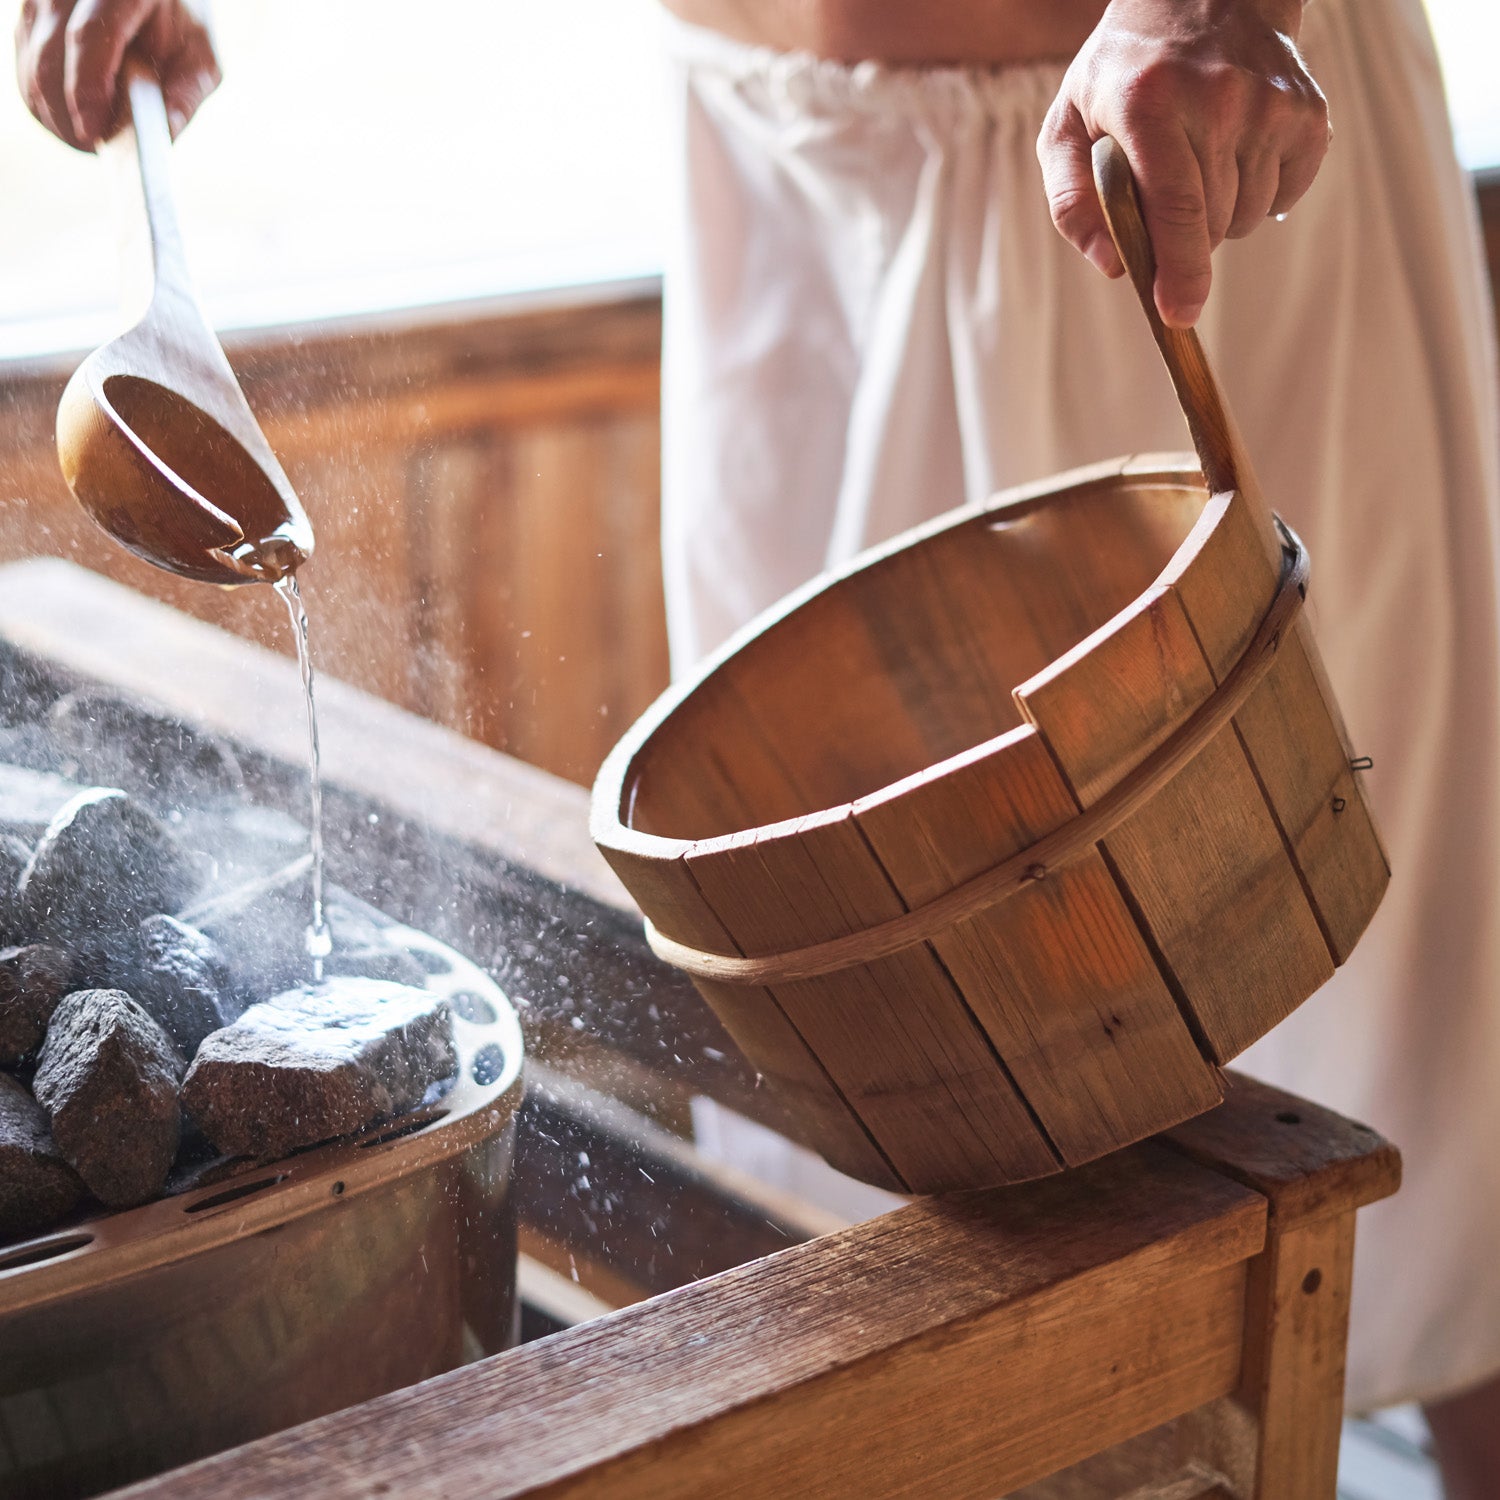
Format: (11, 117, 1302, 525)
(56, 61, 313, 586)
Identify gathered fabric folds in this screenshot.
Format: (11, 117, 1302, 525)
(660, 0, 1500, 1410)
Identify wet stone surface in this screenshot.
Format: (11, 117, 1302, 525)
(136, 915, 235, 1057)
(0, 944, 77, 1065)
(0, 1072, 83, 1235)
(19, 788, 201, 950)
(0, 763, 87, 844)
(33, 989, 185, 1208)
(185, 863, 427, 1008)
(183, 978, 456, 1161)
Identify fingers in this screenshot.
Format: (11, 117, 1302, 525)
(1120, 122, 1213, 328)
(1037, 0, 1334, 325)
(17, 0, 90, 149)
(150, 7, 219, 137)
(15, 0, 219, 151)
(1225, 149, 1281, 239)
(1038, 100, 1124, 279)
(64, 0, 155, 145)
(1268, 104, 1331, 218)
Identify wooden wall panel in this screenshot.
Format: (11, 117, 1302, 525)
(0, 285, 668, 787)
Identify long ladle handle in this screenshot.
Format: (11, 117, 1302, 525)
(1092, 135, 1249, 501)
(118, 55, 197, 304)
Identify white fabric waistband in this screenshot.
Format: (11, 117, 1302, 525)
(661, 0, 1342, 133)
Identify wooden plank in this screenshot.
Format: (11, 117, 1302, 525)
(1161, 1071, 1402, 1228)
(114, 1144, 1266, 1500)
(1161, 495, 1388, 963)
(1009, 1424, 1241, 1500)
(1017, 585, 1334, 1063)
(686, 809, 1059, 1191)
(598, 836, 906, 1189)
(1160, 1073, 1398, 1499)
(856, 728, 1221, 1166)
(405, 437, 493, 735)
(1236, 1213, 1356, 1499)
(621, 588, 949, 841)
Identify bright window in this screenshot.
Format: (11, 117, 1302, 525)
(1425, 0, 1500, 169)
(0, 0, 671, 357)
(0, 2, 1493, 361)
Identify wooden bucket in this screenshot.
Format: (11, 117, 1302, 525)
(590, 140, 1389, 1194)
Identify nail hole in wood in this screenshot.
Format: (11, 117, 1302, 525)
(1302, 1269, 1323, 1295)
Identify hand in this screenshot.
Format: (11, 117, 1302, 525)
(1037, 0, 1330, 327)
(15, 0, 220, 151)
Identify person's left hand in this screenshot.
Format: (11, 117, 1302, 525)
(15, 0, 219, 151)
(1036, 0, 1330, 328)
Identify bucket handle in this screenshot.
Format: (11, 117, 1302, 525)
(641, 136, 1307, 990)
(1092, 135, 1256, 505)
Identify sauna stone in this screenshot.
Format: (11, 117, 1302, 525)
(0, 833, 31, 945)
(0, 726, 72, 776)
(136, 915, 234, 1056)
(186, 864, 427, 1007)
(0, 650, 58, 729)
(46, 690, 245, 804)
(0, 762, 85, 843)
(19, 788, 199, 949)
(0, 944, 77, 1064)
(0, 1072, 83, 1235)
(183, 978, 457, 1160)
(33, 989, 185, 1208)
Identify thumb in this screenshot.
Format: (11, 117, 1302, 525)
(1038, 101, 1123, 278)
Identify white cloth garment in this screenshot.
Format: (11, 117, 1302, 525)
(659, 0, 1500, 1411)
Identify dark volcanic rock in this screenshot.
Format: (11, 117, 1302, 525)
(0, 649, 60, 729)
(19, 788, 199, 949)
(0, 725, 73, 776)
(33, 989, 185, 1208)
(0, 763, 87, 843)
(136, 916, 233, 1056)
(46, 690, 245, 804)
(0, 834, 31, 946)
(183, 978, 456, 1160)
(184, 860, 426, 1006)
(0, 1073, 84, 1235)
(0, 945, 77, 1064)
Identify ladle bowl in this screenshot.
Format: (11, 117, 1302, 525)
(56, 61, 313, 586)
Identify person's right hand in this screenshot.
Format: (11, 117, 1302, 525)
(15, 0, 219, 151)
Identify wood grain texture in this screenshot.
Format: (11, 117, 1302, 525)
(684, 809, 1058, 1190)
(599, 834, 906, 1189)
(1017, 585, 1333, 1063)
(56, 63, 312, 586)
(1161, 495, 1388, 964)
(114, 1144, 1266, 1500)
(1161, 1071, 1402, 1229)
(1231, 1213, 1355, 1499)
(856, 728, 1222, 1165)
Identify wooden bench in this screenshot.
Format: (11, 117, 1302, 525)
(0, 562, 1400, 1499)
(107, 1073, 1397, 1500)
